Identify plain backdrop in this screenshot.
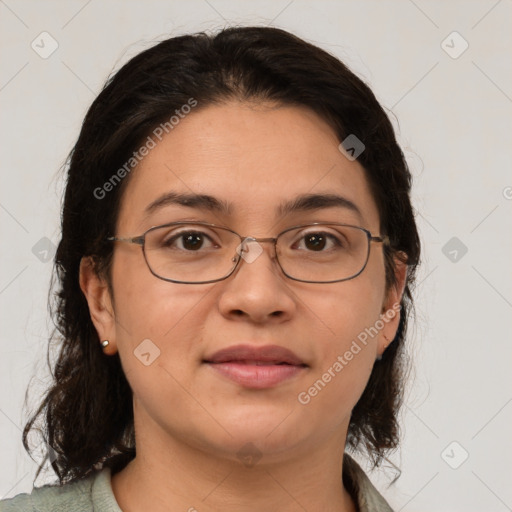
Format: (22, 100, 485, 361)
(1, 1, 511, 511)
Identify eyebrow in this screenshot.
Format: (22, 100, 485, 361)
(144, 191, 363, 221)
(145, 192, 232, 215)
(277, 193, 363, 221)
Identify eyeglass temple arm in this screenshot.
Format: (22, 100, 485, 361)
(107, 235, 145, 246)
(370, 234, 390, 245)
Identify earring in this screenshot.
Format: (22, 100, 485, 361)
(101, 340, 109, 348)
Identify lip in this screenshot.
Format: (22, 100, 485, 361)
(203, 344, 308, 389)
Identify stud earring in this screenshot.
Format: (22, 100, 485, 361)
(101, 340, 109, 348)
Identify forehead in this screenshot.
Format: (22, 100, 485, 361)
(117, 101, 380, 233)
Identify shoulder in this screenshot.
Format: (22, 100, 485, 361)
(0, 467, 119, 512)
(343, 454, 395, 512)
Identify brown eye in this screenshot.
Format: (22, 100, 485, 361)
(304, 233, 327, 251)
(162, 231, 214, 251)
(294, 231, 342, 252)
(180, 233, 205, 251)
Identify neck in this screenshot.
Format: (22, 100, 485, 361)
(111, 416, 357, 512)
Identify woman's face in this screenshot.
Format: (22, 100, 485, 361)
(84, 101, 403, 464)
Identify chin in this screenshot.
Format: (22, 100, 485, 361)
(212, 407, 309, 449)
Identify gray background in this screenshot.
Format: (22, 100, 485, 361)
(1, 1, 511, 510)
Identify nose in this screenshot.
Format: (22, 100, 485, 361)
(217, 238, 297, 324)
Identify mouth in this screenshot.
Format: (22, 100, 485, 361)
(203, 344, 308, 389)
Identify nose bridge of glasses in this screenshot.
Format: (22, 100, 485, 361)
(245, 236, 277, 244)
(235, 236, 277, 265)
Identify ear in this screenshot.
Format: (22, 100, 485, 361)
(377, 256, 408, 358)
(79, 256, 117, 355)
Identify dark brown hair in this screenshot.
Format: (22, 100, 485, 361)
(23, 25, 420, 484)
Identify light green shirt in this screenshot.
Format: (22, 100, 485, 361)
(0, 455, 394, 511)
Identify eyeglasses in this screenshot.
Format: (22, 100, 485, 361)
(107, 221, 389, 284)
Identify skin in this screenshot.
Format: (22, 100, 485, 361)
(80, 101, 406, 512)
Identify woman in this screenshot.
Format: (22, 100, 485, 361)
(0, 25, 420, 512)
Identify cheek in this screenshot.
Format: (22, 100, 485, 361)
(295, 276, 384, 419)
(110, 275, 218, 436)
(306, 273, 385, 348)
(110, 254, 211, 377)
(297, 348, 375, 434)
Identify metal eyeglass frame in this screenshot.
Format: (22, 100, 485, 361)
(107, 221, 390, 285)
